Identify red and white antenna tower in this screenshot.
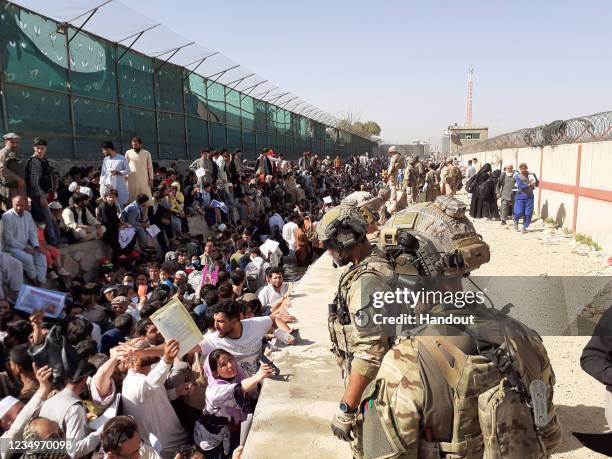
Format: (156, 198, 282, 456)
(466, 65, 474, 125)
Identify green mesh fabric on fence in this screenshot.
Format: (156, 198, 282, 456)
(0, 3, 375, 159)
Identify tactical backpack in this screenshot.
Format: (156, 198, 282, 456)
(446, 165, 461, 180)
(414, 324, 558, 459)
(359, 313, 561, 459)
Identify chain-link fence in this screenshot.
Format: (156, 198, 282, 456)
(456, 111, 612, 155)
(0, 1, 376, 161)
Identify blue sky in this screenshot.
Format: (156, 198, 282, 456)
(122, 0, 612, 146)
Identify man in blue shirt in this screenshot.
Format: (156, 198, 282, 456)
(120, 194, 151, 250)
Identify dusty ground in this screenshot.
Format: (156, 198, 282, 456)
(466, 207, 612, 459)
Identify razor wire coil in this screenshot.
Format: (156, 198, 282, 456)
(455, 111, 612, 154)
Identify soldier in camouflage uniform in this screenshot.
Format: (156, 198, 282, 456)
(387, 146, 403, 203)
(404, 156, 425, 204)
(354, 208, 562, 459)
(316, 204, 396, 454)
(0, 133, 25, 208)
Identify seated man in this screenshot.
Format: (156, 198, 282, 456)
(257, 266, 288, 308)
(120, 194, 153, 251)
(1, 196, 47, 286)
(0, 252, 23, 302)
(62, 193, 105, 242)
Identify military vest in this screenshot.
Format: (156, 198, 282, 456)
(328, 251, 394, 382)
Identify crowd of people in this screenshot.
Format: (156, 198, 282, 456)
(382, 148, 539, 233)
(463, 157, 539, 233)
(0, 132, 543, 459)
(0, 131, 385, 459)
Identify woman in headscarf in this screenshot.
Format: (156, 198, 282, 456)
(194, 349, 274, 459)
(468, 163, 500, 219)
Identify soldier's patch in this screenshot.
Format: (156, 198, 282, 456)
(354, 307, 371, 329)
(391, 212, 417, 229)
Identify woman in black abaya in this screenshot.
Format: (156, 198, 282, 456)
(469, 163, 500, 219)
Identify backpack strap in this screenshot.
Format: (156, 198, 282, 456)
(415, 336, 468, 389)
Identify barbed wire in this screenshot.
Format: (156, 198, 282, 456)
(455, 110, 612, 154)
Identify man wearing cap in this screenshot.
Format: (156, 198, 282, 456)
(0, 133, 25, 208)
(47, 200, 70, 244)
(67, 181, 93, 199)
(1, 196, 47, 286)
(110, 295, 136, 320)
(62, 193, 105, 242)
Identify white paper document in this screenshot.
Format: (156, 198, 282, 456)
(15, 285, 66, 318)
(146, 224, 161, 238)
(259, 239, 280, 258)
(240, 413, 254, 446)
(118, 227, 135, 249)
(151, 298, 202, 357)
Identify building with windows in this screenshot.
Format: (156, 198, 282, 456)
(448, 124, 489, 154)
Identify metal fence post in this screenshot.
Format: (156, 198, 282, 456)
(0, 44, 9, 133)
(151, 61, 161, 160)
(65, 28, 78, 159)
(114, 44, 124, 153)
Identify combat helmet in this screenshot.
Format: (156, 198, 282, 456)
(316, 204, 368, 256)
(379, 195, 490, 278)
(341, 191, 382, 225)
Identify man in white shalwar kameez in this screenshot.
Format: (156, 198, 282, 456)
(121, 339, 189, 459)
(100, 141, 129, 206)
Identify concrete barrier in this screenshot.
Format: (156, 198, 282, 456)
(243, 253, 351, 458)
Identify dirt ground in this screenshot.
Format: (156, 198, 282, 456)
(466, 208, 612, 458)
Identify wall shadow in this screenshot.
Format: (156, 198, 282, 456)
(553, 403, 608, 455)
(556, 202, 567, 228)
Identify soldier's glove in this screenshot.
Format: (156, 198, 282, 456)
(331, 406, 356, 442)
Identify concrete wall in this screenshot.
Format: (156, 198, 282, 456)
(460, 141, 612, 252)
(243, 253, 350, 459)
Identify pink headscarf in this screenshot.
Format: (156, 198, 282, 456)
(203, 350, 247, 386)
(203, 351, 249, 423)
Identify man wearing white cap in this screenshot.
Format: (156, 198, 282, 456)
(68, 181, 92, 199)
(0, 133, 25, 207)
